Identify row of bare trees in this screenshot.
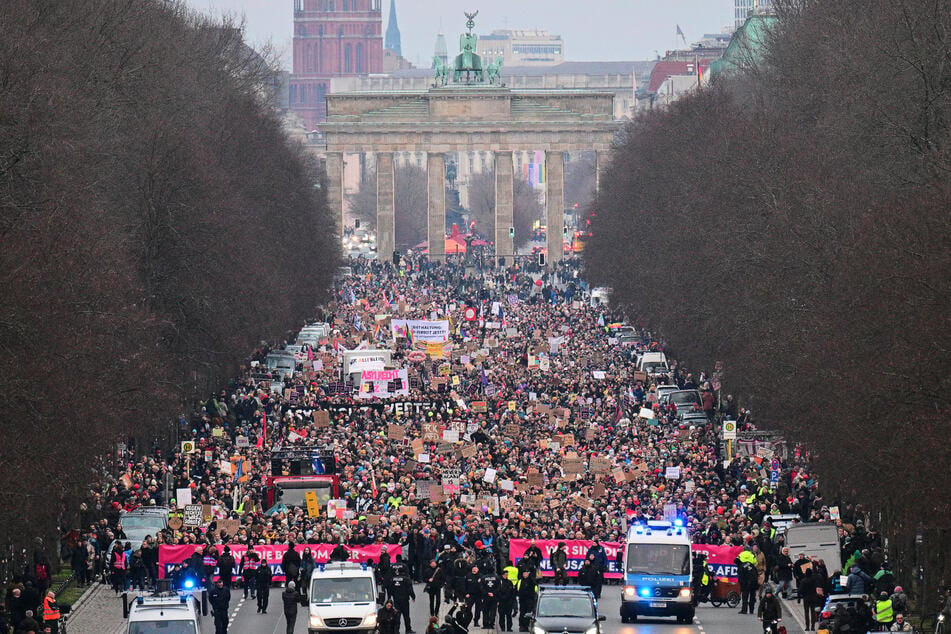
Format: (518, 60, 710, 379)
(0, 0, 337, 555)
(585, 0, 951, 594)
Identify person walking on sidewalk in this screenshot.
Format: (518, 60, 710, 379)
(209, 578, 231, 634)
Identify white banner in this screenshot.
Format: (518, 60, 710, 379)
(391, 319, 450, 343)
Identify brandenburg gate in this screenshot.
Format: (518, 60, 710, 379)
(319, 13, 619, 265)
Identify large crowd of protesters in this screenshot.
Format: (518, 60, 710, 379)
(1, 255, 919, 633)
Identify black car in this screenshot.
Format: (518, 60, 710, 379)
(530, 586, 605, 634)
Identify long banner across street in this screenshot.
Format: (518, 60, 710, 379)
(508, 539, 743, 582)
(158, 540, 740, 583)
(157, 543, 401, 581)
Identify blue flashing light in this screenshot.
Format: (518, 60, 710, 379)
(360, 563, 368, 571)
(319, 563, 326, 572)
(639, 587, 651, 597)
(183, 578, 195, 590)
(674, 519, 684, 527)
(136, 596, 144, 604)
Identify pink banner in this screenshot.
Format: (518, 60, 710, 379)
(690, 544, 743, 582)
(158, 543, 402, 581)
(508, 539, 623, 580)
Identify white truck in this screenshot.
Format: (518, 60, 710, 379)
(126, 592, 203, 633)
(308, 562, 379, 634)
(620, 520, 694, 624)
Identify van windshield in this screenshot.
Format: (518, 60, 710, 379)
(311, 577, 375, 603)
(129, 621, 197, 633)
(626, 544, 690, 575)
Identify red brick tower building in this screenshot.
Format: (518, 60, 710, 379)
(290, 0, 383, 128)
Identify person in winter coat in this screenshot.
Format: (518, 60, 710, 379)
(240, 551, 260, 599)
(282, 542, 301, 588)
(577, 554, 604, 599)
(756, 586, 782, 632)
(218, 546, 236, 589)
(329, 541, 349, 562)
(585, 540, 608, 573)
(550, 543, 568, 586)
(516, 570, 537, 632)
(846, 565, 873, 596)
(377, 599, 400, 634)
(497, 575, 516, 632)
(423, 560, 444, 617)
(799, 567, 821, 630)
(736, 548, 759, 615)
(256, 559, 273, 613)
(388, 566, 416, 633)
(209, 579, 231, 634)
(299, 548, 316, 600)
(282, 581, 300, 634)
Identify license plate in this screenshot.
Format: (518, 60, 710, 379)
(649, 602, 666, 608)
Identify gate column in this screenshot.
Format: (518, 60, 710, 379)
(376, 152, 395, 263)
(427, 152, 446, 260)
(545, 150, 565, 265)
(494, 151, 514, 263)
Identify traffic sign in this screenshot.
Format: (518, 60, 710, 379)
(722, 420, 737, 440)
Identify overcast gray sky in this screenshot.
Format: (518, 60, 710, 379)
(184, 0, 734, 69)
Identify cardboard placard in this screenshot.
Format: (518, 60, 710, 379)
(461, 444, 478, 459)
(218, 519, 241, 537)
(399, 505, 417, 517)
(522, 495, 545, 509)
(411, 439, 425, 454)
(183, 504, 203, 526)
(504, 423, 521, 437)
(592, 482, 606, 498)
(314, 411, 331, 428)
(590, 456, 611, 472)
(387, 424, 405, 440)
(472, 401, 487, 413)
(563, 457, 584, 474)
(526, 471, 545, 487)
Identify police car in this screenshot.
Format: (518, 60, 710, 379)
(126, 591, 203, 633)
(530, 586, 604, 634)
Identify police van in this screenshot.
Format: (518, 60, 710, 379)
(126, 591, 202, 633)
(308, 562, 379, 634)
(620, 520, 694, 624)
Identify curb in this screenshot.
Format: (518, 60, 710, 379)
(69, 581, 105, 617)
(780, 596, 809, 632)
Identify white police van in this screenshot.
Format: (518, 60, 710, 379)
(308, 562, 379, 634)
(126, 592, 202, 633)
(620, 520, 694, 624)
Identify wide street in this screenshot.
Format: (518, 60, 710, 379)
(217, 583, 806, 634)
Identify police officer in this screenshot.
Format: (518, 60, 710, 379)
(464, 565, 483, 627)
(388, 565, 416, 633)
(209, 578, 231, 634)
(256, 557, 273, 613)
(516, 570, 538, 632)
(497, 573, 516, 632)
(479, 565, 502, 629)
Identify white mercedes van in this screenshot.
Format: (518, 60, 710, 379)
(308, 562, 379, 634)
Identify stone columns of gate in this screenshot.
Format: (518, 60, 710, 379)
(494, 151, 514, 262)
(595, 149, 610, 202)
(326, 152, 345, 236)
(427, 152, 446, 260)
(545, 150, 565, 265)
(376, 152, 395, 263)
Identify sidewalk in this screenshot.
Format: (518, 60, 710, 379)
(66, 582, 127, 634)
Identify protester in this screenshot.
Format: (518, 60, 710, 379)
(50, 255, 904, 633)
